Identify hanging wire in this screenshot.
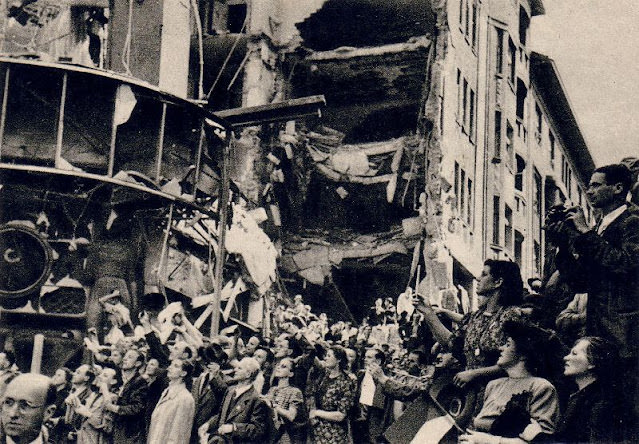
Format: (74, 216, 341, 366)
(121, 0, 134, 75)
(206, 14, 249, 100)
(227, 48, 252, 91)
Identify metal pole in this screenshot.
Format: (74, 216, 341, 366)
(31, 334, 45, 374)
(108, 89, 118, 176)
(155, 102, 167, 180)
(210, 133, 232, 336)
(0, 67, 11, 158)
(55, 73, 68, 168)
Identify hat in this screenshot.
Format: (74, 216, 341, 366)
(141, 292, 166, 311)
(202, 343, 228, 364)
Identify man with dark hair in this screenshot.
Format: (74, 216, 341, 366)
(46, 367, 72, 438)
(147, 359, 195, 443)
(60, 364, 95, 442)
(142, 358, 168, 435)
(105, 348, 149, 444)
(352, 348, 389, 443)
(190, 345, 228, 443)
(1, 373, 57, 444)
(547, 162, 639, 429)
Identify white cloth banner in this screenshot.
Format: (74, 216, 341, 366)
(410, 415, 455, 444)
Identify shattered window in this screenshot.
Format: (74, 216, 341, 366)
(1, 64, 62, 167)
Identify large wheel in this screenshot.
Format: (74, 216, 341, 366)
(0, 224, 52, 299)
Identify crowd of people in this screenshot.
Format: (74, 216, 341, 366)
(0, 162, 636, 444)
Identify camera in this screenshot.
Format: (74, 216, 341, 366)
(545, 204, 570, 225)
(543, 204, 577, 230)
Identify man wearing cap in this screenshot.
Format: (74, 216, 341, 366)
(1, 373, 57, 444)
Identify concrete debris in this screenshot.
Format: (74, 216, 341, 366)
(305, 37, 432, 61)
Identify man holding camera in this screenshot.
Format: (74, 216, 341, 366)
(546, 163, 639, 432)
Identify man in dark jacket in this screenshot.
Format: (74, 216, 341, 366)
(191, 345, 228, 443)
(548, 163, 639, 431)
(105, 348, 149, 444)
(200, 357, 269, 444)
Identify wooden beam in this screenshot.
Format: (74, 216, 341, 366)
(213, 95, 326, 128)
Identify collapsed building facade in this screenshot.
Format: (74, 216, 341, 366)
(181, 0, 595, 320)
(0, 0, 596, 368)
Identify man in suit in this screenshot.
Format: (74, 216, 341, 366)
(200, 357, 269, 444)
(191, 345, 228, 443)
(352, 348, 389, 444)
(0, 373, 57, 444)
(60, 364, 95, 442)
(143, 358, 168, 434)
(105, 348, 149, 444)
(549, 163, 639, 432)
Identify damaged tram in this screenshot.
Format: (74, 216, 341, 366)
(0, 57, 233, 372)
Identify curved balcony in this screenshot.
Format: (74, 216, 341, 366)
(0, 57, 230, 212)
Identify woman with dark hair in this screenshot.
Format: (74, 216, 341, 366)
(147, 359, 195, 444)
(415, 260, 524, 388)
(460, 320, 560, 443)
(308, 346, 355, 444)
(266, 357, 306, 444)
(556, 336, 629, 443)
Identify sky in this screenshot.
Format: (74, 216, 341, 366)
(530, 0, 639, 166)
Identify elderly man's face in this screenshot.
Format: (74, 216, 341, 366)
(233, 360, 254, 383)
(2, 375, 55, 443)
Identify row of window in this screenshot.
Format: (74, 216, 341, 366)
(459, 0, 478, 50)
(495, 28, 517, 85)
(493, 110, 514, 166)
(492, 195, 541, 275)
(456, 69, 476, 141)
(454, 162, 474, 227)
(532, 104, 583, 208)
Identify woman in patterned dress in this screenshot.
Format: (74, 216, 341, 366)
(265, 357, 305, 444)
(309, 346, 355, 444)
(415, 260, 524, 386)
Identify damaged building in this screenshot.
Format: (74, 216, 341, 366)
(0, 0, 596, 354)
(185, 0, 594, 321)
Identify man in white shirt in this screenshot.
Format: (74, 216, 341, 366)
(549, 163, 639, 434)
(1, 373, 57, 444)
